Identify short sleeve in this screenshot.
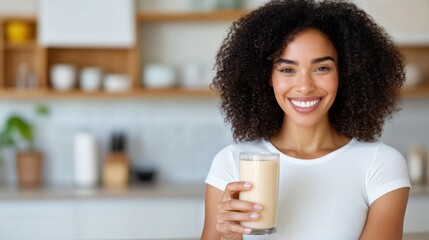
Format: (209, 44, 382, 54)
(365, 143, 411, 205)
(205, 145, 238, 191)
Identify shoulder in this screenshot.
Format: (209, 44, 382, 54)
(350, 140, 404, 161)
(358, 140, 410, 205)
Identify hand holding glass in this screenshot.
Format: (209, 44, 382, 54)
(239, 152, 280, 235)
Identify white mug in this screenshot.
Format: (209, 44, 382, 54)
(179, 63, 202, 88)
(50, 64, 76, 91)
(80, 67, 103, 91)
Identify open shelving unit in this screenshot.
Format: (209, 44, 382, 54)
(1, 10, 428, 99)
(400, 45, 429, 97)
(0, 11, 247, 99)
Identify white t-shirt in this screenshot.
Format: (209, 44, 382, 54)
(205, 138, 410, 240)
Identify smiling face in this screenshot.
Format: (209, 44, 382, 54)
(271, 28, 339, 128)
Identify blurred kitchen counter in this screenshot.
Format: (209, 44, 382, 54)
(0, 182, 206, 239)
(410, 184, 429, 196)
(1, 182, 427, 201)
(0, 182, 205, 201)
(404, 233, 429, 240)
(0, 182, 427, 239)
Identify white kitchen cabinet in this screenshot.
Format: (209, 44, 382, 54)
(0, 200, 75, 240)
(39, 0, 135, 47)
(0, 198, 204, 240)
(75, 198, 204, 239)
(0, 193, 427, 239)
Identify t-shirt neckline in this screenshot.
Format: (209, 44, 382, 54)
(263, 138, 356, 165)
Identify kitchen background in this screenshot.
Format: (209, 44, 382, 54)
(0, 0, 428, 239)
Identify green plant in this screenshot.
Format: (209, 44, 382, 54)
(0, 115, 34, 152)
(0, 105, 49, 163)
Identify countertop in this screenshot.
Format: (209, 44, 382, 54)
(1, 182, 427, 202)
(0, 182, 205, 202)
(83, 233, 429, 240)
(404, 233, 429, 240)
(0, 183, 427, 240)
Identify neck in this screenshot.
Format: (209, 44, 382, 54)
(270, 116, 350, 158)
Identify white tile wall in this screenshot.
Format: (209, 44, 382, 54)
(0, 99, 233, 186)
(1, 98, 428, 186)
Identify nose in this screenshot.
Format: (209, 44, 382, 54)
(296, 72, 316, 94)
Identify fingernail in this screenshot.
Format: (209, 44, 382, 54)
(244, 228, 252, 234)
(243, 182, 252, 189)
(250, 212, 259, 219)
(253, 204, 262, 210)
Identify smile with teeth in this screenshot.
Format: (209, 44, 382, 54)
(290, 98, 321, 108)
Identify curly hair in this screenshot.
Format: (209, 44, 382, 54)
(213, 0, 405, 142)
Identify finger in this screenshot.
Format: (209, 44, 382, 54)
(218, 211, 260, 223)
(218, 199, 262, 212)
(224, 181, 252, 200)
(216, 222, 252, 235)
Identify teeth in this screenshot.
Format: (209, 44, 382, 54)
(291, 99, 320, 108)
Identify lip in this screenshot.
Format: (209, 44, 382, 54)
(288, 97, 322, 113)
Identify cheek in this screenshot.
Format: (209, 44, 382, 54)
(271, 74, 292, 91)
(318, 75, 339, 94)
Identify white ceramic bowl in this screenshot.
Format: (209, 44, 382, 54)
(50, 64, 76, 91)
(103, 74, 131, 92)
(143, 64, 176, 88)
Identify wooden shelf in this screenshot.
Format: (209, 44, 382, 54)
(402, 86, 429, 97)
(137, 9, 248, 22)
(0, 88, 217, 99)
(3, 40, 37, 50)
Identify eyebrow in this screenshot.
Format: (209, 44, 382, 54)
(275, 56, 336, 65)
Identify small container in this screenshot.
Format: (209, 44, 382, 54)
(407, 145, 425, 185)
(73, 132, 99, 188)
(143, 64, 176, 88)
(103, 153, 129, 188)
(426, 146, 429, 185)
(404, 64, 422, 88)
(50, 64, 76, 91)
(79, 67, 103, 91)
(179, 63, 202, 89)
(103, 133, 129, 188)
(103, 74, 131, 92)
(5, 21, 32, 43)
(134, 166, 157, 183)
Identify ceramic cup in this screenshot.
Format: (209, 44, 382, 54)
(80, 67, 103, 91)
(50, 64, 76, 91)
(179, 63, 202, 88)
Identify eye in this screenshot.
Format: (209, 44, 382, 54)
(279, 67, 295, 74)
(315, 66, 330, 72)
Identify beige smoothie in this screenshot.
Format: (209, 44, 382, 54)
(239, 152, 280, 234)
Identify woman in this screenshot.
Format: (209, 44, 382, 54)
(201, 0, 410, 239)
